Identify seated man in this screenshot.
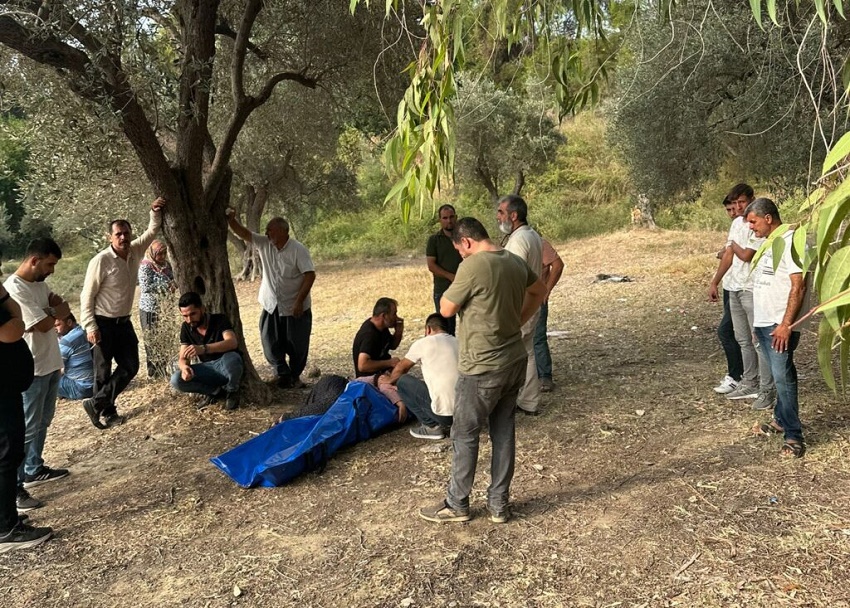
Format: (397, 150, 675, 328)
(55, 314, 94, 400)
(351, 297, 407, 421)
(387, 314, 457, 440)
(170, 292, 243, 411)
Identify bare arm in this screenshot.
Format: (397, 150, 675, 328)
(390, 320, 404, 349)
(520, 278, 548, 326)
(387, 358, 416, 385)
(426, 256, 455, 282)
(708, 247, 733, 301)
(729, 240, 755, 262)
(357, 352, 400, 374)
(770, 274, 806, 353)
(226, 208, 253, 243)
(292, 271, 316, 317)
(440, 296, 460, 318)
(545, 255, 565, 294)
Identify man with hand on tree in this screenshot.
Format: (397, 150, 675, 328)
(226, 209, 315, 389)
(3, 239, 71, 512)
(170, 292, 243, 411)
(426, 204, 462, 335)
(80, 197, 166, 430)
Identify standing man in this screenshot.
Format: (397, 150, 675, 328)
(497, 194, 544, 415)
(170, 292, 243, 411)
(227, 211, 315, 388)
(0, 280, 52, 552)
(426, 204, 462, 335)
(534, 239, 565, 393)
(387, 313, 458, 440)
(80, 197, 165, 429)
(419, 217, 547, 524)
(55, 314, 94, 401)
(746, 198, 807, 458)
(4, 239, 70, 511)
(707, 195, 745, 394)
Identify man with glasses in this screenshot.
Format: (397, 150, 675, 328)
(80, 197, 166, 429)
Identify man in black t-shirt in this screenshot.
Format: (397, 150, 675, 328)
(170, 292, 243, 410)
(351, 297, 407, 421)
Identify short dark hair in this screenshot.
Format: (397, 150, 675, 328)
(727, 183, 754, 201)
(372, 297, 397, 317)
(498, 194, 528, 223)
(25, 238, 62, 260)
(722, 196, 732, 206)
(744, 197, 781, 223)
(451, 217, 489, 244)
(425, 313, 448, 333)
(108, 219, 132, 234)
(437, 204, 456, 216)
(178, 291, 203, 309)
(65, 312, 77, 324)
(267, 217, 290, 233)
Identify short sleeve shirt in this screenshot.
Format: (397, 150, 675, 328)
(352, 319, 392, 376)
(724, 217, 763, 292)
(3, 275, 62, 376)
(504, 225, 543, 276)
(426, 231, 462, 294)
(180, 314, 237, 362)
(443, 249, 537, 375)
(752, 231, 804, 327)
(253, 235, 315, 316)
(403, 333, 459, 416)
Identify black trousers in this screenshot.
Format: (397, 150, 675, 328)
(0, 392, 25, 534)
(92, 315, 139, 417)
(259, 307, 312, 380)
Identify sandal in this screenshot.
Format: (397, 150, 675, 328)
(779, 441, 806, 459)
(752, 421, 783, 436)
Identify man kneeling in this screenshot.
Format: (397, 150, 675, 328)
(387, 314, 457, 440)
(171, 292, 243, 410)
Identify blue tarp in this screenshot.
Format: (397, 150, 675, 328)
(210, 381, 399, 488)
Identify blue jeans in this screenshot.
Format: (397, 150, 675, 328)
(18, 370, 60, 484)
(397, 375, 452, 429)
(719, 290, 743, 380)
(533, 301, 552, 379)
(448, 358, 525, 513)
(170, 352, 244, 396)
(58, 375, 93, 400)
(754, 326, 802, 443)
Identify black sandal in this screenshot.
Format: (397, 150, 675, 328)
(780, 442, 806, 458)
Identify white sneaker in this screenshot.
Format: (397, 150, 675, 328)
(713, 375, 739, 394)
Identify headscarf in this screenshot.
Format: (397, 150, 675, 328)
(142, 240, 174, 279)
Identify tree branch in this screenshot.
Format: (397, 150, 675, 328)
(230, 0, 264, 104)
(216, 20, 268, 61)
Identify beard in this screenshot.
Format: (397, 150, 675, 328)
(498, 221, 513, 235)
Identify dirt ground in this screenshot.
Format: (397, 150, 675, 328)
(5, 228, 850, 608)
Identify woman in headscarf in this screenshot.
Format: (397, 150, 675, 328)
(138, 240, 175, 378)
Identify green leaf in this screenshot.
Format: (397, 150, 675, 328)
(799, 187, 824, 213)
(841, 328, 850, 393)
(835, 0, 847, 18)
(771, 231, 786, 272)
(791, 224, 808, 270)
(822, 130, 850, 175)
(817, 318, 837, 392)
(751, 224, 789, 272)
(816, 289, 850, 314)
(815, 0, 828, 23)
(749, 0, 763, 27)
(767, 0, 778, 24)
(820, 246, 850, 300)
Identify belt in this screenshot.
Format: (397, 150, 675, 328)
(95, 315, 132, 325)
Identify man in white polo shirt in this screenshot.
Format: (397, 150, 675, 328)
(226, 210, 315, 388)
(387, 314, 458, 440)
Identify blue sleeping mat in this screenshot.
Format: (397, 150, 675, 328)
(210, 381, 398, 488)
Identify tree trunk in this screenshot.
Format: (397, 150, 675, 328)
(235, 183, 267, 281)
(632, 193, 658, 229)
(163, 170, 271, 403)
(512, 169, 525, 196)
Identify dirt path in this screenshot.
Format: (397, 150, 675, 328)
(6, 229, 850, 608)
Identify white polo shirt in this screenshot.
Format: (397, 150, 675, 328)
(403, 333, 459, 416)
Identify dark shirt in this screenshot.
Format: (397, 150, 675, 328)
(352, 318, 392, 376)
(180, 314, 237, 363)
(426, 231, 462, 294)
(0, 307, 35, 395)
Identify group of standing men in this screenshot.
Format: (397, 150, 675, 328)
(709, 184, 807, 458)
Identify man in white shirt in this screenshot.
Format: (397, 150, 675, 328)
(4, 238, 71, 512)
(227, 210, 315, 389)
(746, 198, 807, 458)
(80, 197, 165, 429)
(387, 314, 458, 440)
(497, 194, 543, 415)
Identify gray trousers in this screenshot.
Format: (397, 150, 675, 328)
(447, 358, 526, 513)
(516, 311, 540, 413)
(728, 289, 774, 392)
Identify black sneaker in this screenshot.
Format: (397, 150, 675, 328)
(0, 523, 53, 554)
(16, 489, 42, 512)
(224, 392, 240, 411)
(23, 467, 70, 489)
(103, 413, 126, 428)
(82, 399, 106, 429)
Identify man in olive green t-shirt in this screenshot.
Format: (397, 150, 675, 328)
(419, 217, 547, 525)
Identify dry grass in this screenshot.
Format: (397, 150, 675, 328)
(5, 227, 850, 608)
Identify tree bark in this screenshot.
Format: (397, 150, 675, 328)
(632, 194, 658, 229)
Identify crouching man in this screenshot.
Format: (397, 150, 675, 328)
(170, 292, 243, 411)
(387, 314, 457, 440)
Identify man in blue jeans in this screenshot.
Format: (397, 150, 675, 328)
(533, 238, 564, 393)
(745, 198, 807, 458)
(419, 217, 547, 524)
(171, 292, 243, 411)
(4, 239, 72, 512)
